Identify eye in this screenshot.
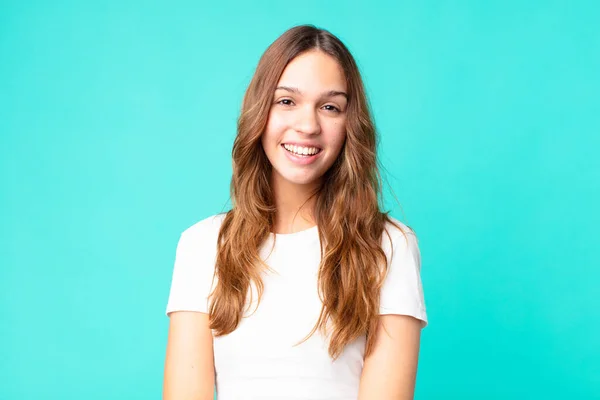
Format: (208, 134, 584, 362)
(323, 104, 341, 113)
(276, 98, 294, 106)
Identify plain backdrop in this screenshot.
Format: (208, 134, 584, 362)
(1, 1, 598, 399)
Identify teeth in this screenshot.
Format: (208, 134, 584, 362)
(283, 144, 320, 156)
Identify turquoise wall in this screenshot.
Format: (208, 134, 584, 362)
(1, 1, 598, 399)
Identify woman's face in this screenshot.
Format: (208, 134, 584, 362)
(261, 49, 348, 188)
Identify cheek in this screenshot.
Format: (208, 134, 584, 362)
(265, 111, 287, 135)
(262, 114, 280, 146)
(325, 121, 347, 150)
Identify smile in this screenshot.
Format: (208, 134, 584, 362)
(280, 144, 322, 165)
(282, 143, 322, 156)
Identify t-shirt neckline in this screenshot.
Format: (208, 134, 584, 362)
(269, 225, 319, 242)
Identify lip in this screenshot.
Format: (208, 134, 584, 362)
(282, 142, 323, 150)
(281, 144, 322, 165)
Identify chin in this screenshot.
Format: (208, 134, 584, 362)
(286, 176, 318, 185)
(277, 171, 322, 186)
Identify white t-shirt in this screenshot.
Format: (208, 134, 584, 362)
(166, 213, 428, 400)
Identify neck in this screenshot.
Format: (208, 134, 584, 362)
(271, 172, 320, 234)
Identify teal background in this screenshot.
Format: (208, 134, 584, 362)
(1, 1, 598, 399)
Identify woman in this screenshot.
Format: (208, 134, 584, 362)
(163, 24, 428, 400)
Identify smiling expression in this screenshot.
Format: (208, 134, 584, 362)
(261, 49, 348, 187)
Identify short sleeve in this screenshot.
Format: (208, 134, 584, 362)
(379, 227, 428, 328)
(165, 221, 219, 316)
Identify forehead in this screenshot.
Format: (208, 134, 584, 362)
(277, 50, 347, 93)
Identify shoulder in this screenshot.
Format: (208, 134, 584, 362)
(379, 216, 427, 326)
(166, 213, 227, 316)
(180, 212, 227, 241)
(381, 216, 419, 255)
(173, 212, 227, 258)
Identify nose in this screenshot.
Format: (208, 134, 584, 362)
(293, 105, 321, 135)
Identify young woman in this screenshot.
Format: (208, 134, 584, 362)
(163, 25, 428, 400)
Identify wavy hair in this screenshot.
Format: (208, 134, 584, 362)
(208, 24, 408, 360)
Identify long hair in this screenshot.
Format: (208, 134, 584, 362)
(208, 24, 408, 360)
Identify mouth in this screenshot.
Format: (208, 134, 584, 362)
(280, 143, 322, 157)
(280, 143, 323, 165)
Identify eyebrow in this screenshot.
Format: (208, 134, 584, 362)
(275, 86, 348, 100)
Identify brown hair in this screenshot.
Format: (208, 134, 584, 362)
(209, 24, 408, 360)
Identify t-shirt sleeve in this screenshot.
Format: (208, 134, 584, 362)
(379, 227, 428, 328)
(165, 226, 216, 316)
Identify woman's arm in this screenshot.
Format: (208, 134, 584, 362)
(163, 311, 215, 400)
(357, 315, 423, 400)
